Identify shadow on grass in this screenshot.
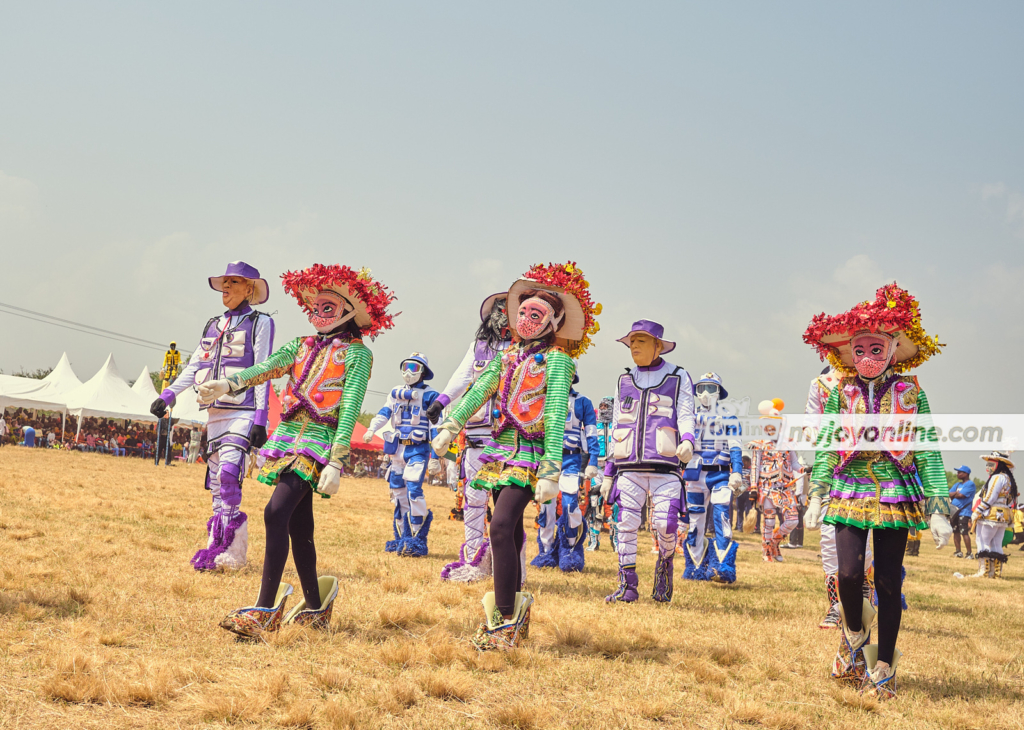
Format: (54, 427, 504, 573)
(903, 674, 1024, 702)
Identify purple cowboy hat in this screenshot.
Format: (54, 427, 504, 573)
(209, 261, 269, 305)
(616, 319, 676, 354)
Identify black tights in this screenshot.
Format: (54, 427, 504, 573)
(256, 471, 321, 610)
(490, 484, 532, 617)
(836, 524, 908, 665)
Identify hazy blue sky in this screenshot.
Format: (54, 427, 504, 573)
(2, 3, 1022, 445)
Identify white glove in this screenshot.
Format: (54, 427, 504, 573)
(431, 430, 453, 458)
(317, 463, 341, 495)
(584, 465, 599, 480)
(804, 496, 823, 530)
(428, 458, 442, 476)
(728, 472, 743, 494)
(362, 430, 374, 443)
(675, 440, 693, 463)
(930, 513, 953, 549)
(534, 478, 559, 504)
(197, 379, 231, 404)
(600, 477, 613, 502)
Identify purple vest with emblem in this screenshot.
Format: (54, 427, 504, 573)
(464, 339, 510, 433)
(610, 369, 684, 470)
(193, 311, 267, 411)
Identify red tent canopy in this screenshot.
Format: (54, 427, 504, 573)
(351, 421, 385, 451)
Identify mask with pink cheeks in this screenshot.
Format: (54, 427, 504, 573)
(516, 297, 557, 340)
(307, 291, 356, 333)
(851, 332, 896, 379)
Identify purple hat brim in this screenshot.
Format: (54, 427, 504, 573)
(209, 276, 270, 305)
(616, 332, 676, 354)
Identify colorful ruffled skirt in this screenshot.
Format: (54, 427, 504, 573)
(823, 457, 927, 531)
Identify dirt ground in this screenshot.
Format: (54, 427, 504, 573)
(0, 449, 1021, 729)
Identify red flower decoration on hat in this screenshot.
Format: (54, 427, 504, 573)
(522, 261, 601, 357)
(281, 264, 398, 339)
(803, 282, 943, 374)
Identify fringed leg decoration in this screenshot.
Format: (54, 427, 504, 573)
(820, 573, 841, 629)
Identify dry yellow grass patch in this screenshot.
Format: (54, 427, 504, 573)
(1, 449, 1022, 729)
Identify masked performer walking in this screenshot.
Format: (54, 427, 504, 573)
(681, 373, 743, 583)
(428, 294, 513, 582)
(199, 264, 395, 638)
(803, 283, 950, 700)
(432, 262, 600, 650)
(364, 353, 441, 556)
(152, 262, 274, 572)
(602, 320, 695, 604)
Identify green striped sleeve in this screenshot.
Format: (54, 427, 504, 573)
(538, 350, 574, 481)
(809, 385, 840, 494)
(913, 389, 949, 512)
(331, 342, 372, 465)
(443, 356, 501, 433)
(229, 337, 300, 391)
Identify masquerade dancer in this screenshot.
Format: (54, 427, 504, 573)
(681, 373, 743, 583)
(531, 371, 601, 572)
(805, 366, 873, 628)
(748, 399, 800, 563)
(199, 264, 395, 638)
(428, 294, 513, 582)
(432, 262, 600, 650)
(602, 320, 695, 604)
(151, 262, 274, 572)
(966, 451, 1017, 579)
(803, 283, 950, 700)
(364, 353, 441, 556)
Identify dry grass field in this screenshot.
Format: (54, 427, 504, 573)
(0, 448, 1022, 730)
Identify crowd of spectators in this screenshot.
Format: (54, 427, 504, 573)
(0, 408, 195, 460)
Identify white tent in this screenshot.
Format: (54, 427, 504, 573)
(0, 353, 83, 413)
(168, 386, 208, 425)
(131, 366, 159, 400)
(64, 354, 158, 425)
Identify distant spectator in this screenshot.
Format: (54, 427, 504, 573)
(949, 465, 976, 558)
(21, 425, 35, 447)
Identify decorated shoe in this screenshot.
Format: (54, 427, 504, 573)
(651, 554, 674, 602)
(831, 598, 874, 685)
(605, 567, 639, 603)
(284, 576, 338, 630)
(471, 591, 534, 652)
(219, 583, 293, 639)
(709, 542, 738, 584)
(385, 508, 411, 553)
(557, 513, 586, 573)
(442, 539, 493, 582)
(399, 510, 433, 557)
(530, 531, 559, 569)
(209, 512, 248, 571)
(682, 539, 712, 582)
(860, 645, 900, 701)
(585, 524, 600, 552)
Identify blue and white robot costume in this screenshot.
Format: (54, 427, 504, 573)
(532, 373, 602, 572)
(683, 372, 744, 583)
(365, 353, 441, 557)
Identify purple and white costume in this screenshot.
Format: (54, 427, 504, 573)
(435, 336, 511, 581)
(605, 321, 695, 603)
(158, 262, 274, 571)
